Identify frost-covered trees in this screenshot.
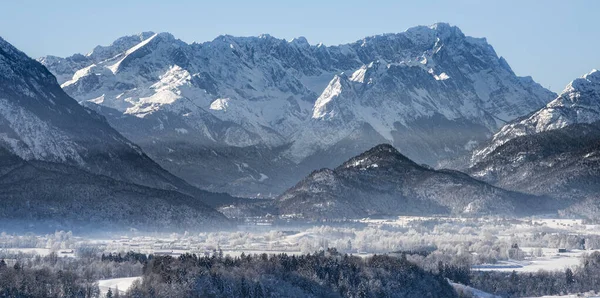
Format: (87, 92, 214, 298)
(0, 264, 100, 297)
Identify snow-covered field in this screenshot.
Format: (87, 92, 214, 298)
(98, 277, 140, 296)
(473, 248, 597, 273)
(2, 216, 598, 273)
(474, 255, 578, 272)
(1, 247, 76, 257)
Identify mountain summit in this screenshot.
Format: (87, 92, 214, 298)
(339, 144, 417, 170)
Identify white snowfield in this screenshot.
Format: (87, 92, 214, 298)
(472, 249, 590, 273)
(98, 277, 140, 296)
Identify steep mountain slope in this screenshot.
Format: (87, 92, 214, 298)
(466, 122, 600, 219)
(468, 122, 600, 196)
(0, 36, 233, 229)
(472, 69, 600, 164)
(0, 35, 238, 206)
(276, 144, 554, 219)
(40, 24, 555, 196)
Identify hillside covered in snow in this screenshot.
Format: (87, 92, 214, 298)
(276, 144, 556, 219)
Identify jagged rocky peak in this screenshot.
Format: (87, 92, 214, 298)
(340, 143, 416, 169)
(289, 36, 310, 47)
(355, 22, 491, 65)
(404, 22, 463, 44)
(528, 69, 600, 120)
(87, 31, 157, 60)
(208, 33, 285, 51)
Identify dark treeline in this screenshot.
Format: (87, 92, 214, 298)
(126, 248, 457, 298)
(101, 252, 149, 264)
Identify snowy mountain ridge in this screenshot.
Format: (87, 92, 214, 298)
(39, 23, 556, 196)
(472, 69, 600, 165)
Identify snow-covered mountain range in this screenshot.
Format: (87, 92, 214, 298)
(0, 36, 232, 229)
(40, 23, 556, 197)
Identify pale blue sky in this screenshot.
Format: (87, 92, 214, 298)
(0, 0, 598, 92)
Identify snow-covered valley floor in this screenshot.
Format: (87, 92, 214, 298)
(2, 216, 600, 297)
